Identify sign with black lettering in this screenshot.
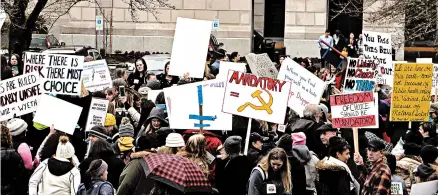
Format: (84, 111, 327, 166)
(82, 60, 112, 92)
(0, 72, 42, 121)
(85, 98, 109, 131)
(42, 54, 84, 95)
(24, 52, 46, 78)
(343, 57, 377, 93)
(362, 31, 393, 86)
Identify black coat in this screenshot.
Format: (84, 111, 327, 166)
(215, 156, 252, 195)
(1, 147, 27, 195)
(289, 117, 323, 156)
(79, 155, 125, 189)
(247, 147, 263, 167)
(316, 160, 353, 195)
(286, 151, 308, 195)
(157, 73, 179, 89)
(127, 72, 146, 91)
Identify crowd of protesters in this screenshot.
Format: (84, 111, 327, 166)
(1, 33, 438, 195)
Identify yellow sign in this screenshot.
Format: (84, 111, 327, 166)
(238, 89, 273, 114)
(390, 63, 433, 121)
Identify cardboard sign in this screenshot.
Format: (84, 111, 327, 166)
(168, 17, 212, 78)
(33, 94, 83, 135)
(42, 54, 84, 96)
(410, 180, 438, 195)
(245, 53, 278, 78)
(277, 58, 325, 116)
(416, 58, 433, 63)
(362, 31, 393, 85)
(82, 60, 112, 92)
(24, 52, 46, 77)
(217, 62, 247, 80)
(85, 98, 109, 131)
(330, 91, 379, 128)
(391, 182, 403, 195)
(222, 70, 291, 124)
(164, 79, 232, 130)
(343, 57, 378, 93)
(0, 72, 42, 121)
(148, 90, 163, 103)
(390, 63, 433, 121)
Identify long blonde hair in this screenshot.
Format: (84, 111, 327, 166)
(177, 134, 210, 175)
(258, 148, 292, 193)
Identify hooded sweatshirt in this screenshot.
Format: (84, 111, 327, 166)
(29, 158, 81, 195)
(292, 145, 319, 194)
(415, 163, 438, 183)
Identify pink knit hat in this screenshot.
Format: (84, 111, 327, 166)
(17, 143, 33, 170)
(292, 132, 306, 146)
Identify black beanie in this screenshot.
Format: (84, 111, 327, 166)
(420, 145, 438, 163)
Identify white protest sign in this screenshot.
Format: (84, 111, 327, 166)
(410, 180, 438, 195)
(246, 53, 278, 78)
(363, 31, 393, 85)
(391, 182, 403, 195)
(33, 94, 83, 135)
(415, 59, 438, 95)
(82, 60, 112, 92)
(169, 17, 212, 78)
(164, 79, 232, 130)
(42, 54, 84, 96)
(24, 52, 46, 77)
(85, 98, 109, 131)
(330, 91, 379, 128)
(217, 62, 246, 80)
(148, 90, 163, 102)
(0, 8, 5, 29)
(343, 57, 377, 93)
(0, 72, 42, 121)
(277, 58, 325, 116)
(416, 58, 433, 63)
(222, 70, 291, 124)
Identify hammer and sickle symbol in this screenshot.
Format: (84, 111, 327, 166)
(237, 89, 273, 114)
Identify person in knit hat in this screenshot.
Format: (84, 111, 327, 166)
(29, 135, 81, 195)
(7, 118, 28, 150)
(292, 132, 307, 146)
(87, 125, 112, 143)
(104, 113, 117, 136)
(291, 132, 319, 194)
(114, 118, 135, 164)
(157, 133, 185, 155)
(77, 159, 114, 195)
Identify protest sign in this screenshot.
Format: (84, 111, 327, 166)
(0, 72, 42, 121)
(410, 180, 438, 195)
(85, 98, 109, 131)
(343, 57, 377, 93)
(432, 64, 438, 95)
(33, 94, 83, 135)
(362, 31, 393, 85)
(416, 58, 433, 63)
(164, 79, 232, 130)
(82, 60, 112, 92)
(222, 70, 291, 124)
(277, 58, 325, 116)
(148, 90, 163, 102)
(245, 53, 278, 78)
(390, 63, 433, 121)
(217, 62, 247, 80)
(391, 182, 403, 195)
(330, 91, 379, 128)
(42, 54, 84, 96)
(24, 52, 46, 77)
(168, 17, 212, 78)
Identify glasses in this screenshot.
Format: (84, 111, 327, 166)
(367, 147, 379, 152)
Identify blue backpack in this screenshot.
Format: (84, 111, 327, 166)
(76, 181, 113, 195)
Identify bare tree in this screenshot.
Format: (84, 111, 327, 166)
(1, 0, 174, 57)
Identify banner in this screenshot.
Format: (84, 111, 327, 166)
(82, 60, 112, 92)
(85, 98, 109, 131)
(362, 31, 393, 85)
(168, 17, 212, 78)
(217, 62, 247, 80)
(42, 54, 84, 96)
(245, 53, 278, 78)
(343, 57, 377, 93)
(222, 70, 291, 124)
(330, 91, 379, 128)
(0, 72, 42, 121)
(390, 63, 433, 121)
(24, 52, 46, 78)
(277, 58, 325, 116)
(33, 94, 83, 135)
(164, 79, 232, 130)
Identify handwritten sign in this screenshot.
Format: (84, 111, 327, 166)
(390, 63, 433, 121)
(0, 72, 42, 121)
(222, 70, 291, 124)
(330, 91, 379, 128)
(363, 31, 393, 85)
(41, 54, 84, 96)
(245, 53, 278, 78)
(343, 58, 377, 93)
(24, 52, 46, 78)
(433, 64, 438, 95)
(82, 60, 112, 92)
(217, 62, 247, 80)
(391, 182, 403, 195)
(85, 98, 109, 131)
(277, 58, 325, 116)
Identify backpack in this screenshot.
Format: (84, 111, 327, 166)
(246, 166, 268, 192)
(76, 181, 112, 195)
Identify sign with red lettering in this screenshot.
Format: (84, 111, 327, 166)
(277, 58, 325, 116)
(343, 57, 377, 93)
(222, 70, 291, 124)
(330, 91, 379, 128)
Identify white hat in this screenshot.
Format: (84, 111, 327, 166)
(165, 133, 185, 148)
(56, 136, 75, 159)
(7, 118, 28, 136)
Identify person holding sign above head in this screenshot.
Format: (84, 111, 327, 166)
(127, 58, 147, 91)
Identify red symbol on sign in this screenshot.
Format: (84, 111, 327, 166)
(230, 91, 239, 97)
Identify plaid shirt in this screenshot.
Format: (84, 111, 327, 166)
(360, 159, 392, 195)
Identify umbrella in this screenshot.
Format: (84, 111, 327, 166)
(143, 153, 212, 193)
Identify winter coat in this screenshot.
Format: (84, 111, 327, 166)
(157, 73, 179, 88)
(127, 72, 146, 91)
(77, 179, 115, 195)
(316, 157, 360, 195)
(289, 117, 323, 156)
(396, 155, 422, 193)
(292, 145, 319, 194)
(247, 167, 287, 195)
(414, 163, 438, 183)
(392, 175, 408, 195)
(358, 158, 392, 195)
(79, 155, 125, 189)
(117, 151, 155, 195)
(183, 130, 223, 156)
(28, 158, 81, 195)
(215, 156, 252, 194)
(247, 146, 263, 167)
(286, 150, 307, 195)
(423, 136, 438, 147)
(1, 147, 27, 195)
